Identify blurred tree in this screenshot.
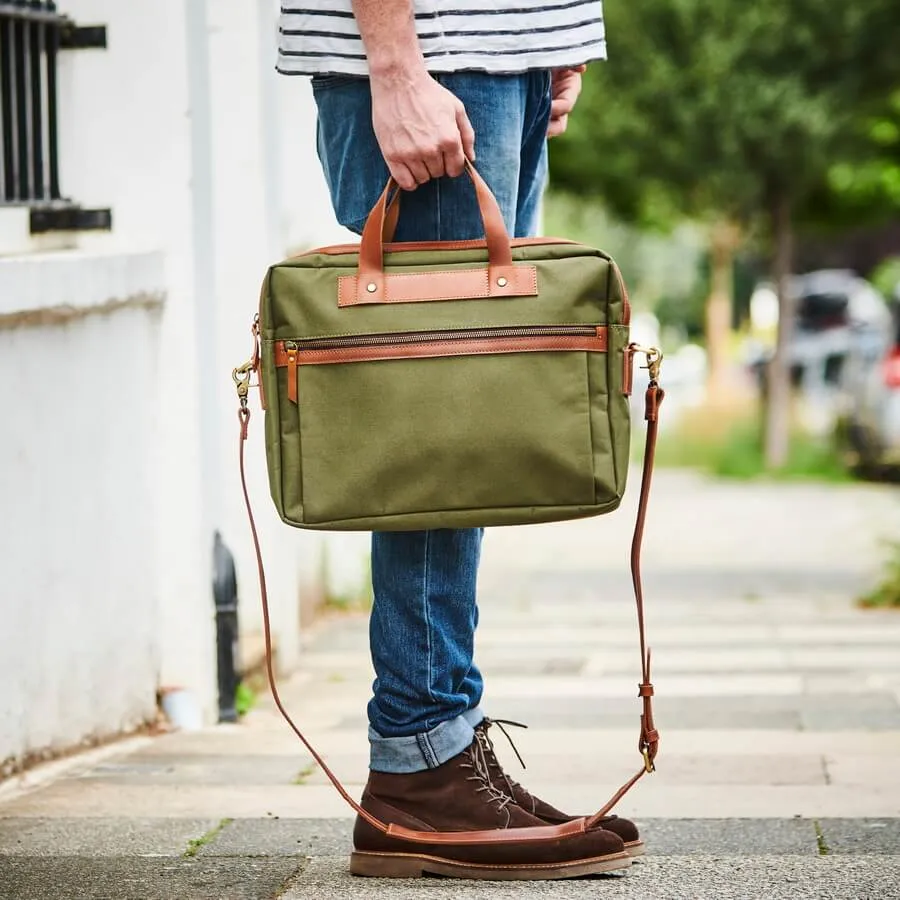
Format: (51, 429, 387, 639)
(825, 90, 900, 221)
(551, 0, 898, 466)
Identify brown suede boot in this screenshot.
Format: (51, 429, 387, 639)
(475, 718, 645, 857)
(351, 736, 631, 879)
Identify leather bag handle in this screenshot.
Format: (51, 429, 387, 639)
(357, 162, 514, 304)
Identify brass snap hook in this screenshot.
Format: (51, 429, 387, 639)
(630, 344, 664, 384)
(233, 316, 261, 408)
(232, 361, 253, 407)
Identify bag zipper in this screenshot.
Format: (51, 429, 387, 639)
(282, 324, 598, 353)
(276, 325, 606, 404)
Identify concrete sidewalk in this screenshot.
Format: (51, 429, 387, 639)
(2, 470, 900, 899)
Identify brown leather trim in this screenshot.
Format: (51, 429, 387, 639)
(286, 350, 298, 404)
(274, 329, 607, 373)
(613, 263, 632, 326)
(296, 236, 579, 258)
(386, 818, 587, 846)
(358, 163, 514, 286)
(254, 284, 267, 411)
(623, 344, 635, 396)
(338, 264, 538, 307)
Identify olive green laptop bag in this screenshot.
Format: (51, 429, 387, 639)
(235, 165, 657, 533)
(231, 165, 664, 827)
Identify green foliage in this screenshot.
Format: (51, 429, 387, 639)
(318, 543, 374, 613)
(292, 762, 317, 785)
(828, 91, 900, 217)
(868, 256, 900, 301)
(652, 401, 852, 482)
(235, 681, 257, 718)
(858, 543, 900, 609)
(183, 819, 233, 858)
(551, 0, 900, 233)
(543, 192, 706, 327)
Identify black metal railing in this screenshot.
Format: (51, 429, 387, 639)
(0, 1, 109, 231)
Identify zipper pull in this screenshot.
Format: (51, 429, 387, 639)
(284, 342, 299, 404)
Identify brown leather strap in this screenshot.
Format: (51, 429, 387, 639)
(383, 187, 400, 244)
(237, 404, 389, 832)
(587, 378, 663, 827)
(236, 343, 662, 841)
(358, 162, 514, 304)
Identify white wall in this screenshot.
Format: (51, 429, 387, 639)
(0, 0, 370, 772)
(0, 254, 165, 773)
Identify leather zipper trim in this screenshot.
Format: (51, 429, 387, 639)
(274, 326, 607, 400)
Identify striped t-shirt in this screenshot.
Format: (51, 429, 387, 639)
(277, 1, 606, 76)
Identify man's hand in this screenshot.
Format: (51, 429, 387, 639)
(350, 1, 475, 190)
(370, 70, 476, 191)
(547, 65, 586, 138)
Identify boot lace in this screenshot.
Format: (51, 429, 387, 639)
(458, 732, 516, 824)
(475, 717, 534, 806)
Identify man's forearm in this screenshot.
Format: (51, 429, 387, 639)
(351, 0, 425, 78)
(349, 0, 474, 189)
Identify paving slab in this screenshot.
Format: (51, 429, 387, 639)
(825, 756, 900, 787)
(818, 819, 900, 855)
(0, 818, 219, 857)
(523, 784, 900, 820)
(282, 854, 900, 900)
(460, 699, 804, 731)
(0, 856, 303, 900)
(299, 751, 827, 788)
(198, 818, 351, 858)
(81, 755, 308, 787)
(636, 818, 820, 855)
(195, 817, 829, 858)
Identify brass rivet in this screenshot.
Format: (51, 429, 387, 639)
(497, 277, 508, 287)
(366, 282, 377, 293)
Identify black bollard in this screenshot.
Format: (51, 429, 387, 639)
(213, 531, 240, 723)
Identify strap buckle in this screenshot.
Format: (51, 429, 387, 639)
(641, 746, 656, 774)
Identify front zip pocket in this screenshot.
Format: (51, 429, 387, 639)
(273, 325, 608, 404)
(273, 323, 610, 525)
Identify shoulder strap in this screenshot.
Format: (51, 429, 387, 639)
(233, 339, 663, 844)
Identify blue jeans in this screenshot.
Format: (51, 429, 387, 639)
(312, 71, 552, 773)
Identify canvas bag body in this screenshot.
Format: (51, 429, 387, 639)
(257, 234, 634, 532)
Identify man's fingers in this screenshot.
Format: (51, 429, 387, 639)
(457, 106, 476, 163)
(371, 79, 475, 187)
(443, 144, 466, 178)
(424, 139, 451, 179)
(389, 162, 418, 191)
(551, 97, 576, 118)
(547, 114, 568, 138)
(406, 159, 432, 187)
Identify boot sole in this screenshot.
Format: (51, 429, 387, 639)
(625, 840, 646, 858)
(350, 849, 631, 880)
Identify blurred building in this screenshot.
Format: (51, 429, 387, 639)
(0, 1, 367, 775)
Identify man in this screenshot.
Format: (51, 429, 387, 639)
(278, 0, 642, 879)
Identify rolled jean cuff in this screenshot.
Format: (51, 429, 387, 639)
(369, 706, 485, 774)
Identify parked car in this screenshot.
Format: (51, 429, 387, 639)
(747, 270, 900, 475)
(747, 271, 891, 423)
(836, 281, 900, 476)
